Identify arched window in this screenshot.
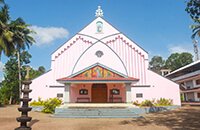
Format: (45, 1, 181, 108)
(79, 89, 88, 95)
(111, 89, 120, 95)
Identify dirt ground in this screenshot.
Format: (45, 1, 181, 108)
(0, 105, 200, 130)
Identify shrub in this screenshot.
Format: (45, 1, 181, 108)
(140, 100, 155, 107)
(0, 86, 9, 105)
(180, 94, 184, 102)
(42, 98, 62, 114)
(155, 98, 173, 106)
(30, 97, 45, 106)
(134, 98, 173, 107)
(133, 100, 140, 106)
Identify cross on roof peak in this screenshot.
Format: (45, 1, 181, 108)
(95, 6, 103, 17)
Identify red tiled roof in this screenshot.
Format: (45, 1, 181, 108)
(57, 77, 139, 82)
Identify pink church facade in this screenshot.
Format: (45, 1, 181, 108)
(30, 7, 181, 105)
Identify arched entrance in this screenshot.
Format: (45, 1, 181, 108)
(92, 84, 107, 103)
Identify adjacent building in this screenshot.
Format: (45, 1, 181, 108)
(166, 60, 200, 102)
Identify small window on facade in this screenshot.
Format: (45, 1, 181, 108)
(111, 89, 120, 95)
(136, 93, 143, 98)
(79, 89, 88, 95)
(196, 79, 200, 85)
(198, 93, 200, 98)
(57, 93, 63, 98)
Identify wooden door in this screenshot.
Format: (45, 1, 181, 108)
(92, 84, 107, 103)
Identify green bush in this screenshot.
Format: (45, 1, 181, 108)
(30, 97, 62, 114)
(155, 98, 173, 106)
(136, 98, 173, 107)
(30, 97, 44, 106)
(139, 100, 155, 107)
(0, 86, 9, 105)
(42, 98, 62, 114)
(180, 94, 184, 102)
(133, 100, 140, 106)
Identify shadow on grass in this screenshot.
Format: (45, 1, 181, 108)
(28, 119, 39, 127)
(120, 107, 200, 130)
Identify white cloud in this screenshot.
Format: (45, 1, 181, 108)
(168, 44, 194, 54)
(30, 25, 69, 46)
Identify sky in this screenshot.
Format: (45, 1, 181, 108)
(0, 0, 196, 81)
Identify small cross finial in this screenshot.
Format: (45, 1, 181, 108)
(95, 6, 103, 17)
(25, 66, 31, 80)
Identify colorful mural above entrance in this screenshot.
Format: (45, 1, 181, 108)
(76, 66, 123, 78)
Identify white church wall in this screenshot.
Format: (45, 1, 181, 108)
(30, 70, 64, 101)
(51, 35, 96, 82)
(131, 70, 181, 105)
(50, 17, 149, 83)
(102, 34, 149, 85)
(79, 17, 119, 39)
(72, 41, 127, 75)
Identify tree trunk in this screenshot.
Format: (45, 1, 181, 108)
(9, 94, 12, 105)
(17, 51, 22, 99)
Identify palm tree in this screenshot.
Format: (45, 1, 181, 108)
(191, 24, 200, 39)
(9, 18, 35, 98)
(0, 0, 4, 5)
(186, 0, 200, 39)
(0, 4, 14, 57)
(0, 2, 35, 100)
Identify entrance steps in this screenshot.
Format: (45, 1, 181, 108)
(52, 104, 180, 118)
(53, 108, 141, 118)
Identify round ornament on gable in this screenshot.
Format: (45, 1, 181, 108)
(95, 50, 104, 58)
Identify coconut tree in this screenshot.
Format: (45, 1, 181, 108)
(0, 0, 4, 6)
(0, 2, 35, 100)
(191, 24, 200, 39)
(186, 0, 200, 39)
(9, 18, 35, 98)
(0, 4, 14, 57)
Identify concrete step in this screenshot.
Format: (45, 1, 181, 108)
(56, 108, 136, 112)
(56, 112, 136, 115)
(53, 115, 142, 118)
(54, 108, 140, 118)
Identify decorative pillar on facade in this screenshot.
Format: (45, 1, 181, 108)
(64, 83, 71, 103)
(125, 83, 132, 103)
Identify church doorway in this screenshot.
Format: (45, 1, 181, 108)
(91, 84, 107, 103)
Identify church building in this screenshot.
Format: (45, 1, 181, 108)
(30, 6, 181, 105)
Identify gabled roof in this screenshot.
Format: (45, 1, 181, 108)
(69, 63, 128, 78)
(57, 63, 139, 83)
(52, 16, 148, 58)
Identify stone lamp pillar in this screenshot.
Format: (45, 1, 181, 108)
(15, 66, 32, 130)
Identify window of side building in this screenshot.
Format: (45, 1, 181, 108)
(198, 93, 200, 98)
(196, 79, 200, 86)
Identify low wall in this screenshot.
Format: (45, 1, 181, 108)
(132, 105, 180, 114)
